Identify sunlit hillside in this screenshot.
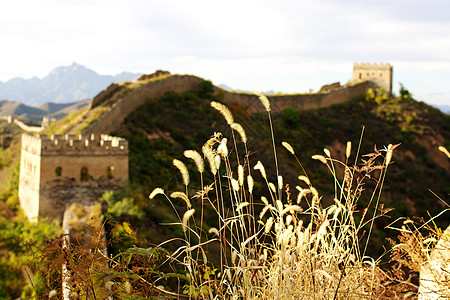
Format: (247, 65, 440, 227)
(0, 75, 449, 298)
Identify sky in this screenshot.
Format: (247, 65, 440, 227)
(0, 0, 449, 106)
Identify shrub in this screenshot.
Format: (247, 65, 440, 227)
(281, 107, 300, 126)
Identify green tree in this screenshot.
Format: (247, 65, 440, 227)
(399, 83, 412, 100)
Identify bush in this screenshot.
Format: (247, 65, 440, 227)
(281, 107, 299, 126)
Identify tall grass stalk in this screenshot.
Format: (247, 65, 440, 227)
(150, 97, 396, 299)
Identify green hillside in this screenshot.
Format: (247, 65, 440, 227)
(99, 80, 449, 256)
(0, 77, 449, 298)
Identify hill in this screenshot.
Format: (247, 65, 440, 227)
(43, 73, 450, 256)
(0, 63, 140, 106)
(0, 100, 46, 121)
(1, 72, 449, 297)
(0, 99, 90, 123)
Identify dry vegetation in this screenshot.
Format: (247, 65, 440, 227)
(25, 95, 450, 299)
(144, 96, 398, 299)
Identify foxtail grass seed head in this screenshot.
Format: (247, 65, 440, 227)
(182, 209, 195, 233)
(346, 141, 352, 159)
(247, 175, 254, 194)
(333, 206, 342, 220)
(149, 187, 164, 199)
(282, 141, 295, 155)
(298, 175, 311, 186)
(217, 138, 228, 158)
(208, 227, 219, 236)
(254, 161, 267, 180)
(231, 178, 239, 191)
(276, 200, 283, 213)
(259, 205, 271, 219)
(438, 146, 450, 158)
(297, 188, 311, 204)
(258, 93, 271, 112)
(173, 159, 189, 185)
(385, 144, 393, 166)
(238, 165, 244, 186)
(312, 154, 327, 164)
(281, 205, 302, 216)
(261, 196, 269, 206)
(269, 182, 276, 194)
(317, 219, 329, 238)
(214, 155, 221, 170)
(170, 192, 192, 208)
(231, 123, 247, 143)
(184, 150, 204, 173)
(237, 202, 249, 211)
(423, 237, 437, 244)
(286, 215, 292, 226)
(265, 217, 274, 234)
(210, 101, 234, 125)
(278, 175, 283, 191)
(203, 146, 217, 175)
(323, 148, 331, 157)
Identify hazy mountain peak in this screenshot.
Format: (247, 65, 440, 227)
(0, 63, 141, 106)
(49, 62, 92, 75)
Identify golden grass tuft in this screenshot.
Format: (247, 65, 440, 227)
(230, 123, 247, 144)
(184, 150, 204, 173)
(211, 101, 234, 125)
(148, 97, 410, 299)
(172, 159, 189, 186)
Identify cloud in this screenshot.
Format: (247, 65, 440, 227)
(0, 0, 449, 105)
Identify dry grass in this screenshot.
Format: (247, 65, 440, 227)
(149, 96, 400, 299)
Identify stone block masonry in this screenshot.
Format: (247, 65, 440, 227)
(18, 133, 129, 223)
(352, 63, 393, 95)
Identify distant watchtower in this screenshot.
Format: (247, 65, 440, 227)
(18, 133, 129, 223)
(352, 63, 393, 95)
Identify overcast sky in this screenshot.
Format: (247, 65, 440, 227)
(1, 0, 449, 105)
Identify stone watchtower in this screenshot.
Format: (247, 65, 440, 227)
(352, 63, 393, 95)
(18, 133, 129, 223)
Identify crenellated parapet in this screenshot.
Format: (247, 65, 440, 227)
(25, 133, 128, 156)
(353, 62, 392, 70)
(19, 133, 129, 223)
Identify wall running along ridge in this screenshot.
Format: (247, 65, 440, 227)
(82, 74, 376, 135)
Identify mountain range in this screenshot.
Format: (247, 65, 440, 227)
(0, 99, 91, 123)
(0, 63, 140, 106)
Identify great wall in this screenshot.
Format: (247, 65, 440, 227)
(14, 62, 394, 225)
(18, 133, 128, 222)
(16, 63, 450, 298)
(16, 62, 392, 223)
(81, 74, 378, 135)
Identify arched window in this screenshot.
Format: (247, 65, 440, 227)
(106, 166, 114, 179)
(80, 167, 89, 182)
(55, 167, 62, 177)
